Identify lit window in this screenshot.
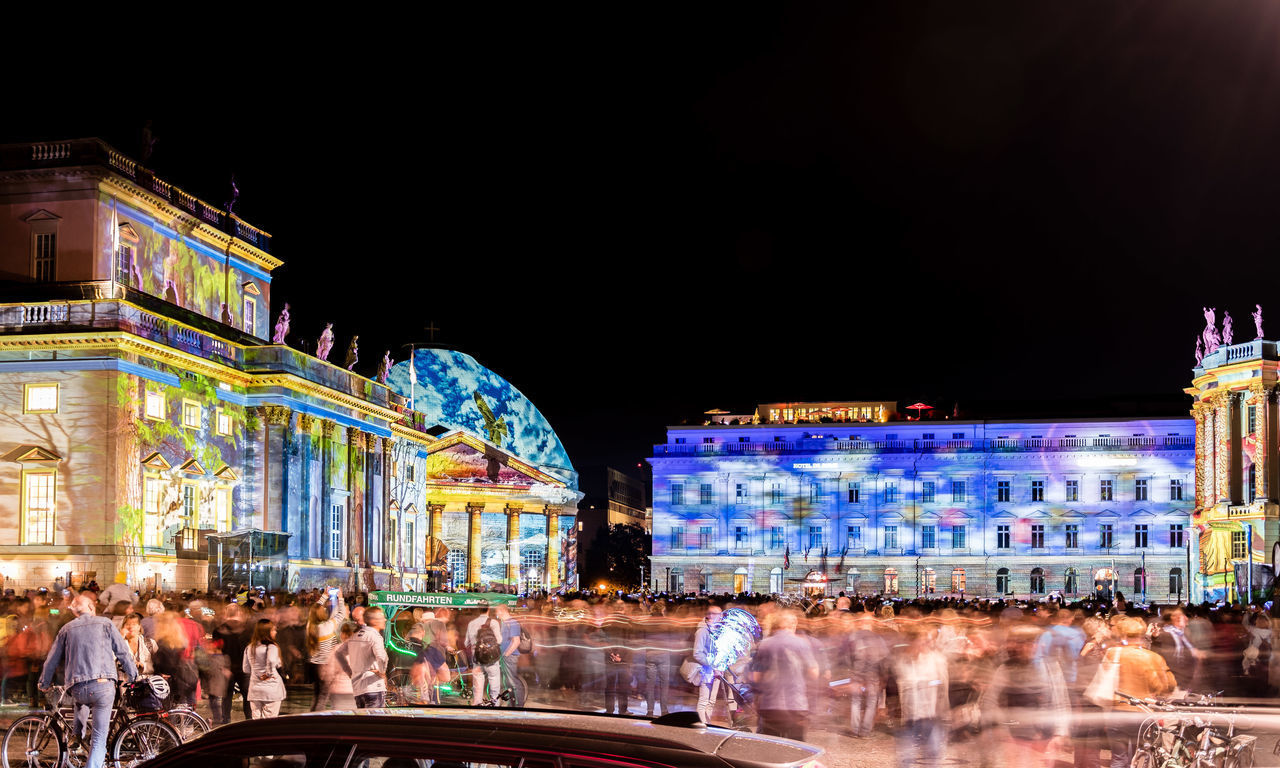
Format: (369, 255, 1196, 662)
(145, 390, 165, 420)
(144, 477, 163, 546)
(243, 296, 256, 334)
(1100, 479, 1113, 501)
(1100, 523, 1114, 549)
(22, 470, 55, 545)
(181, 485, 197, 529)
(24, 383, 58, 413)
(215, 488, 232, 532)
(1065, 524, 1079, 549)
(1066, 480, 1080, 502)
(182, 400, 201, 429)
(33, 232, 56, 282)
(215, 409, 232, 437)
(330, 505, 344, 560)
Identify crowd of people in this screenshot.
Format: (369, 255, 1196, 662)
(9, 580, 1280, 768)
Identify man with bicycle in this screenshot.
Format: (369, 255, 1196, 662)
(38, 594, 137, 768)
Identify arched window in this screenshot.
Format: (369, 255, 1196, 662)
(884, 568, 899, 594)
(923, 567, 937, 594)
(733, 567, 749, 594)
(1030, 567, 1045, 595)
(669, 567, 684, 593)
(769, 567, 783, 594)
(1169, 568, 1183, 599)
(846, 568, 859, 592)
(1064, 567, 1079, 595)
(951, 568, 966, 593)
(1134, 568, 1147, 595)
(996, 567, 1010, 595)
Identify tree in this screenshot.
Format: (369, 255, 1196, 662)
(582, 523, 650, 589)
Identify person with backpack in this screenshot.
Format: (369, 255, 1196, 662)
(466, 605, 504, 705)
(495, 603, 528, 707)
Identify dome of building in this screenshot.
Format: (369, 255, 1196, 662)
(387, 349, 577, 489)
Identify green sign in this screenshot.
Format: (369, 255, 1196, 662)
(369, 591, 518, 609)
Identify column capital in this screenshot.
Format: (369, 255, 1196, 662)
(504, 504, 523, 515)
(467, 502, 485, 514)
(320, 419, 337, 438)
(298, 413, 316, 433)
(347, 428, 365, 448)
(262, 405, 292, 427)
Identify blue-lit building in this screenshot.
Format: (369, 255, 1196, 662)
(648, 414, 1196, 600)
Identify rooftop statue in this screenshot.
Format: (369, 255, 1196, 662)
(1195, 336, 1204, 366)
(272, 303, 291, 345)
(316, 323, 334, 361)
(345, 336, 360, 371)
(377, 351, 393, 385)
(1223, 311, 1234, 346)
(1255, 304, 1264, 340)
(1203, 307, 1220, 354)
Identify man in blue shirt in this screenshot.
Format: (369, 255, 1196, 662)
(40, 595, 138, 768)
(495, 603, 527, 707)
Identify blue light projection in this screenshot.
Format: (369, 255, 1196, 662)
(387, 349, 576, 488)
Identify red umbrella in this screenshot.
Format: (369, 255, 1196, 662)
(906, 402, 933, 420)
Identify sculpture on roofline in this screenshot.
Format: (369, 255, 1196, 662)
(377, 351, 393, 384)
(1195, 336, 1204, 366)
(1223, 311, 1234, 346)
(316, 323, 335, 361)
(272, 303, 291, 345)
(1203, 307, 1220, 354)
(1255, 304, 1264, 340)
(345, 336, 360, 371)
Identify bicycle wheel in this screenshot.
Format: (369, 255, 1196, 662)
(1, 714, 65, 768)
(162, 709, 210, 742)
(111, 719, 180, 768)
(1131, 748, 1159, 768)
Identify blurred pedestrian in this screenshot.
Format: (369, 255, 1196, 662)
(751, 610, 818, 741)
(243, 618, 286, 719)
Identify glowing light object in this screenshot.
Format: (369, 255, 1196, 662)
(708, 607, 761, 671)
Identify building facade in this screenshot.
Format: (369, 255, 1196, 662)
(649, 416, 1196, 601)
(0, 138, 578, 593)
(1187, 336, 1280, 602)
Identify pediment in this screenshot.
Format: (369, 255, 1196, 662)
(9, 445, 61, 463)
(242, 281, 261, 296)
(180, 458, 207, 475)
(423, 433, 563, 487)
(1021, 509, 1051, 519)
(214, 465, 237, 480)
(1095, 508, 1120, 519)
(22, 209, 61, 223)
(1129, 509, 1155, 519)
(118, 223, 140, 244)
(990, 510, 1018, 518)
(142, 452, 171, 470)
(1056, 509, 1087, 519)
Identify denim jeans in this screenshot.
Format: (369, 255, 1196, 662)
(895, 718, 945, 768)
(500, 655, 526, 707)
(602, 667, 628, 714)
(70, 679, 115, 768)
(644, 657, 670, 716)
(354, 691, 385, 708)
(850, 682, 881, 737)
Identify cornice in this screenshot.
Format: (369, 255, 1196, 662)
(99, 175, 282, 272)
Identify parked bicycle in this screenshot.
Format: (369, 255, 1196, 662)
(1, 678, 182, 768)
(1121, 690, 1256, 768)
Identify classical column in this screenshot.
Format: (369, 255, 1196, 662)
(467, 503, 484, 586)
(1252, 386, 1269, 502)
(428, 503, 444, 545)
(382, 438, 393, 569)
(546, 505, 560, 590)
(1216, 400, 1229, 503)
(364, 435, 377, 565)
(319, 420, 336, 560)
(1269, 388, 1280, 502)
(347, 428, 365, 567)
(1193, 404, 1208, 510)
(261, 406, 292, 532)
(297, 415, 315, 559)
(1230, 392, 1243, 505)
(505, 504, 521, 586)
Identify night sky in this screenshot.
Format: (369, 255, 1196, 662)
(7, 3, 1280, 474)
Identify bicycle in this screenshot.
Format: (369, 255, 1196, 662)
(1, 679, 181, 768)
(1121, 691, 1255, 768)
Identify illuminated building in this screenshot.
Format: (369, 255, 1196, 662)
(1186, 337, 1278, 602)
(756, 400, 896, 425)
(649, 414, 1195, 600)
(0, 138, 578, 592)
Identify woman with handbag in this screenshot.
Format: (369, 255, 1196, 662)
(243, 619, 287, 719)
